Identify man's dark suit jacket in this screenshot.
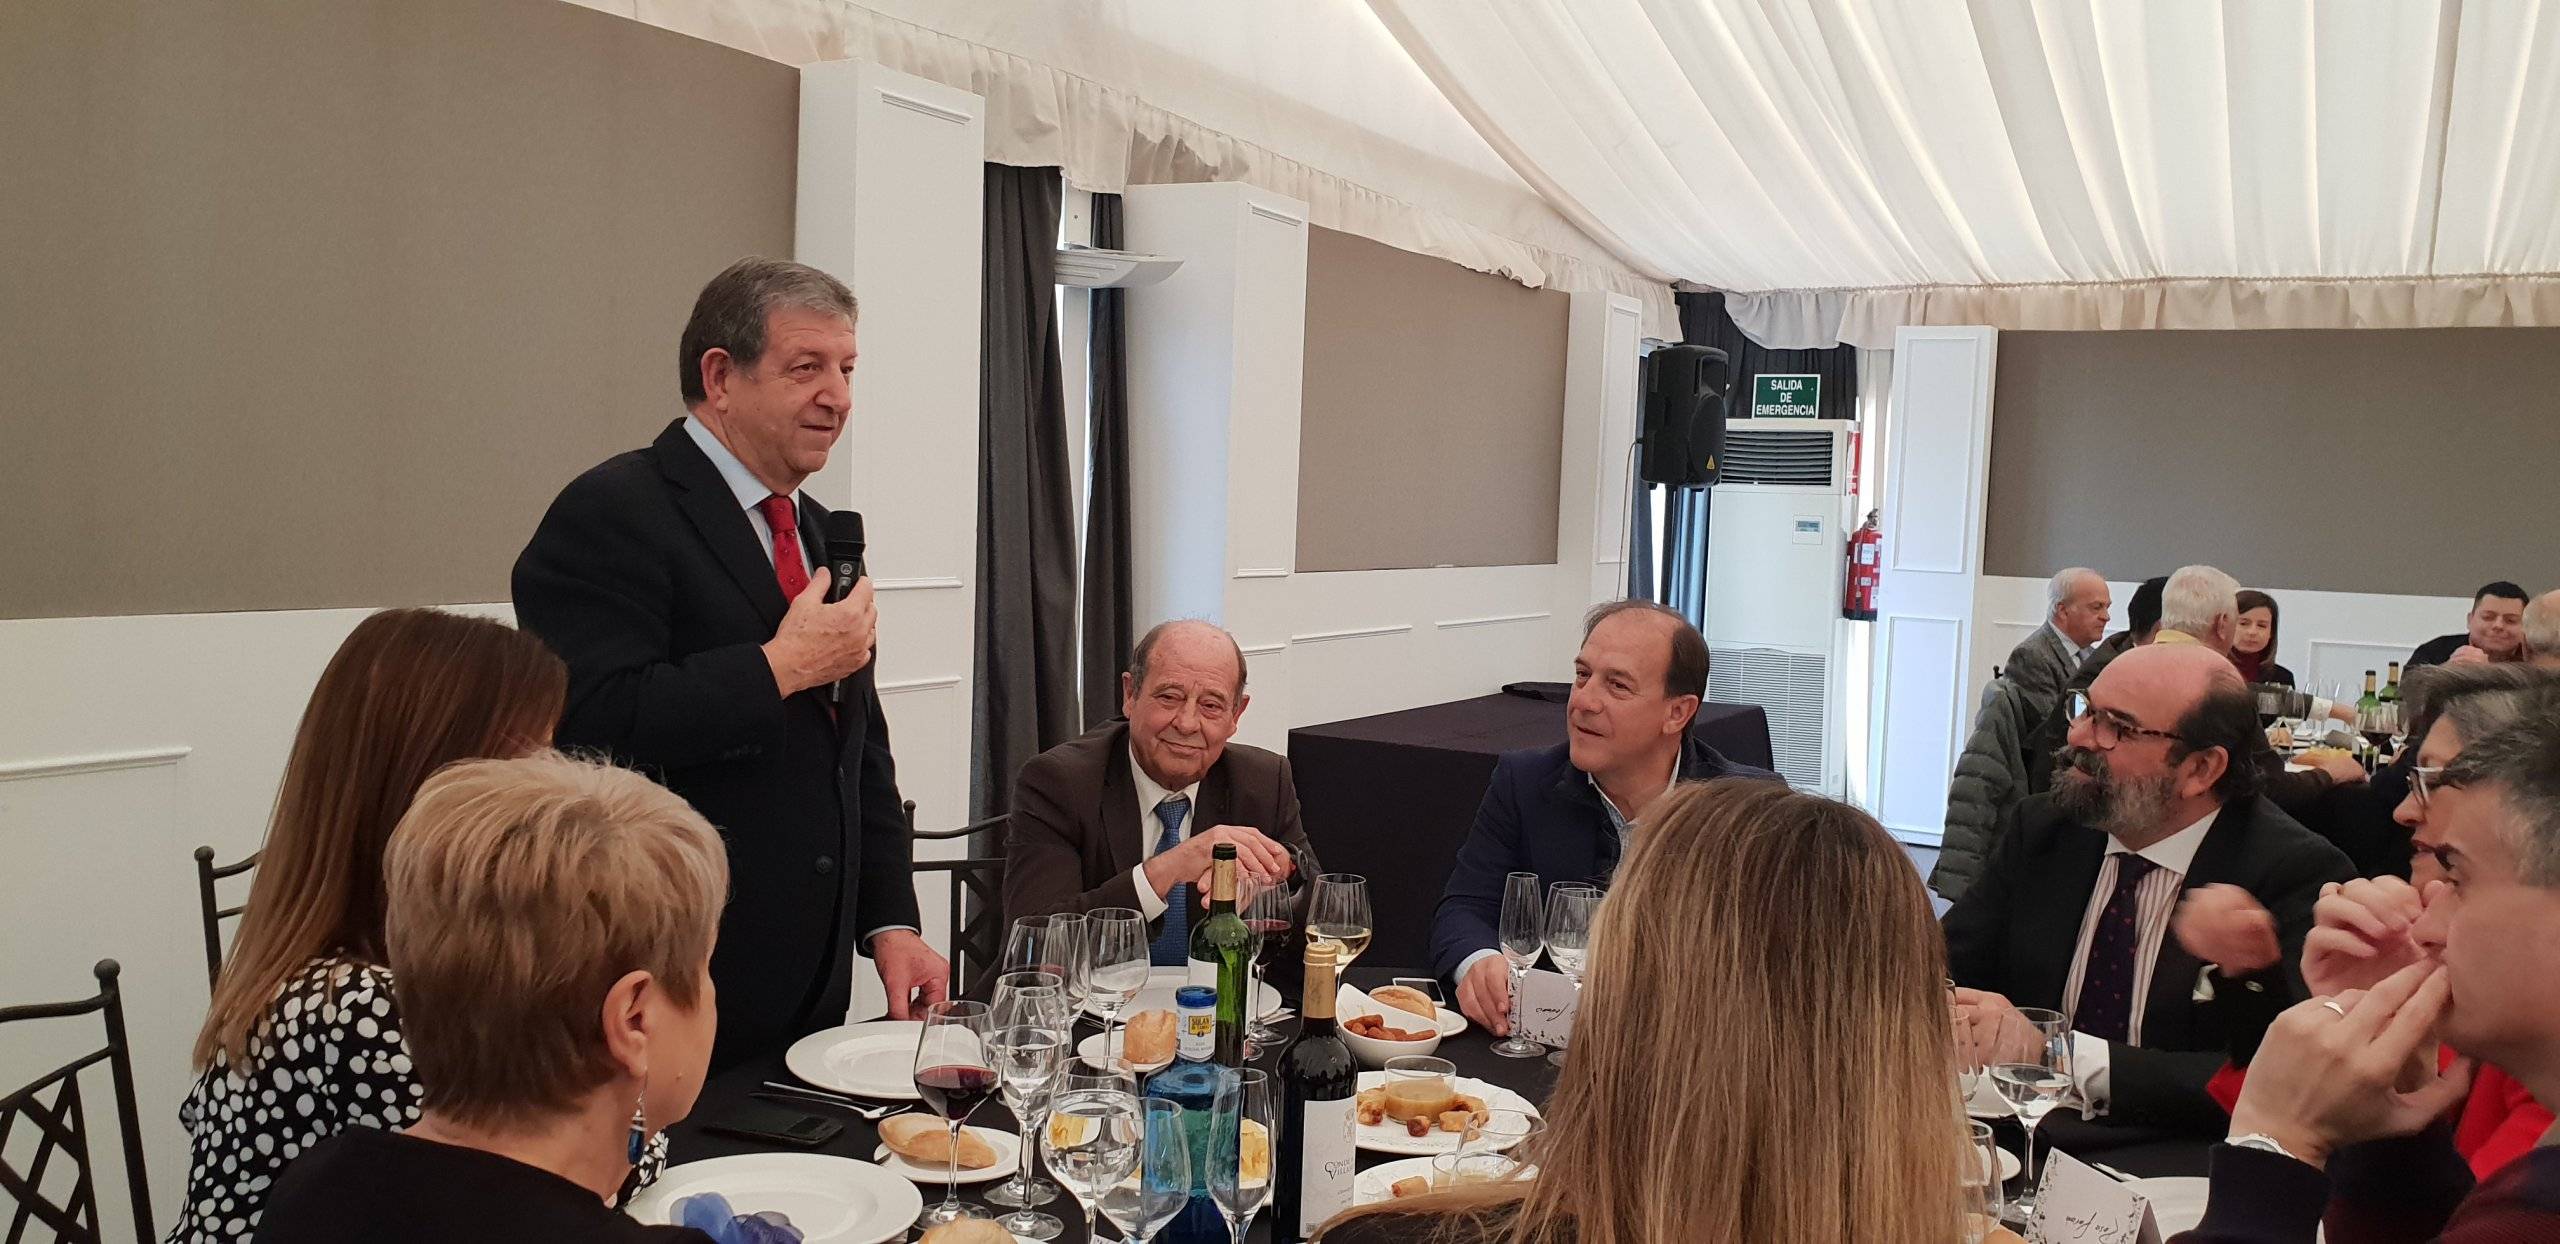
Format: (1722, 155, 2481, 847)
(1428, 735, 1777, 984)
(1003, 721, 1317, 940)
(512, 419, 919, 1065)
(1942, 792, 2355, 1133)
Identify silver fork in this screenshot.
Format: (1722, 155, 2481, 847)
(758, 1081, 912, 1120)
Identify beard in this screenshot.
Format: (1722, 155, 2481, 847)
(2051, 745, 2179, 840)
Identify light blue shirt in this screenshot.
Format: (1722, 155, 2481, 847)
(682, 414, 814, 573)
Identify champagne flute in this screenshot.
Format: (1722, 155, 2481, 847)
(1099, 1099, 1190, 1244)
(1208, 1068, 1275, 1244)
(1988, 1008, 2071, 1223)
(987, 984, 1071, 1234)
(1489, 871, 1546, 1058)
(1085, 908, 1150, 1069)
(1041, 1088, 1142, 1244)
(1242, 882, 1293, 1050)
(1962, 1120, 2004, 1243)
(1542, 883, 1602, 1067)
(1307, 874, 1373, 968)
(910, 999, 998, 1228)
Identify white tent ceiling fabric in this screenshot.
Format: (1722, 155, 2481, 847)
(1372, 0, 2560, 347)
(564, 0, 1682, 336)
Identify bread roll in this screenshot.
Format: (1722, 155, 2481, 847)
(919, 1220, 1015, 1244)
(1370, 985, 1438, 1023)
(880, 1113, 999, 1169)
(1122, 1009, 1177, 1067)
(1240, 1118, 1270, 1182)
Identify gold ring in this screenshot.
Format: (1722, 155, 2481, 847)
(2319, 999, 2348, 1017)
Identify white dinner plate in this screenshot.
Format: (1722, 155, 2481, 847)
(1965, 1146, 2022, 1186)
(783, 1021, 925, 1101)
(1353, 1156, 1539, 1206)
(1336, 983, 1470, 1037)
(1353, 1072, 1542, 1157)
(1074, 1030, 1174, 1075)
(626, 1153, 923, 1244)
(1962, 1073, 2013, 1120)
(869, 1125, 1022, 1185)
(1082, 966, 1282, 1022)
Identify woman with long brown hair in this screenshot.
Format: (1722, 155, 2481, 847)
(1319, 779, 1971, 1244)
(170, 608, 567, 1244)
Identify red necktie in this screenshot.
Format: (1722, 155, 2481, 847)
(757, 495, 810, 600)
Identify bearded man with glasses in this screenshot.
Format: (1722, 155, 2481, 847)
(1942, 643, 2356, 1135)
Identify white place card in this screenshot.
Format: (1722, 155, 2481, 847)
(2026, 1149, 2160, 1244)
(1511, 968, 1580, 1048)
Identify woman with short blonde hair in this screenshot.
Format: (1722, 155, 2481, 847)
(254, 752, 731, 1244)
(1320, 779, 1970, 1244)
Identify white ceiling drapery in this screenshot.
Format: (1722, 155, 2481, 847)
(1371, 0, 2560, 347)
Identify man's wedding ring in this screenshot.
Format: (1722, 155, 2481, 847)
(2319, 999, 2349, 1017)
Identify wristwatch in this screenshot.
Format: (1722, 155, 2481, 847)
(2227, 1132, 2304, 1162)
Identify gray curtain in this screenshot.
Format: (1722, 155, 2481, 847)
(1080, 192, 1136, 728)
(971, 165, 1080, 820)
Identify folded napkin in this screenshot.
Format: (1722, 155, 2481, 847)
(672, 1192, 803, 1244)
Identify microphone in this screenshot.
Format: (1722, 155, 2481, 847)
(824, 512, 866, 705)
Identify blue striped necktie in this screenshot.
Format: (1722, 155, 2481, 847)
(1147, 795, 1194, 966)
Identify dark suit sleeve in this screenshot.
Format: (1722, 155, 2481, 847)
(512, 477, 785, 771)
(1941, 799, 2028, 990)
(851, 675, 920, 936)
(1002, 753, 1146, 921)
(1429, 760, 1526, 985)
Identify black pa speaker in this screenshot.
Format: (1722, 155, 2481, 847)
(1637, 344, 1731, 487)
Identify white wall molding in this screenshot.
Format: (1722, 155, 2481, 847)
(1435, 611, 1552, 631)
(1247, 202, 1307, 227)
(877, 88, 972, 126)
(0, 745, 192, 783)
(877, 674, 964, 696)
(1239, 641, 1289, 656)
(1233, 567, 1290, 580)
(874, 576, 965, 592)
(1289, 623, 1414, 645)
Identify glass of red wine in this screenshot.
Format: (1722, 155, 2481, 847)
(1243, 881, 1294, 1050)
(911, 999, 998, 1228)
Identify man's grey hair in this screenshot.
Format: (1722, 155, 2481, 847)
(2158, 565, 2241, 641)
(2048, 567, 2103, 611)
(2524, 590, 2560, 661)
(2440, 688, 2560, 886)
(678, 256, 859, 405)
(1128, 619, 1248, 699)
(2403, 663, 2560, 755)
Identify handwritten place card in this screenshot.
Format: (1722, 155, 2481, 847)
(2026, 1149, 2160, 1244)
(1512, 968, 1580, 1049)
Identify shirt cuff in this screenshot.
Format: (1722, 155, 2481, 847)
(1454, 948, 1504, 985)
(865, 926, 919, 948)
(2070, 1031, 2113, 1116)
(1131, 864, 1169, 921)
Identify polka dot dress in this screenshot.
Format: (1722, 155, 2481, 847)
(170, 958, 416, 1244)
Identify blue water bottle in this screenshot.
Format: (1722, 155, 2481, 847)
(1144, 988, 1237, 1244)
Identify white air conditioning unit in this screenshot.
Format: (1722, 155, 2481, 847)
(1053, 244, 1184, 289)
(1702, 419, 1856, 796)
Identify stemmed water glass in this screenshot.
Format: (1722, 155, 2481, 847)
(1085, 908, 1150, 1069)
(1307, 874, 1373, 968)
(1041, 1085, 1142, 1244)
(1988, 1008, 2072, 1223)
(1099, 1099, 1191, 1244)
(1242, 882, 1293, 1051)
(986, 980, 1071, 1238)
(910, 999, 997, 1228)
(1208, 1068, 1275, 1244)
(1489, 871, 1546, 1058)
(1046, 912, 1091, 1016)
(1963, 1119, 2005, 1243)
(1542, 883, 1602, 1067)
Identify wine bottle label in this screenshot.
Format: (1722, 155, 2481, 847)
(1295, 1096, 1357, 1237)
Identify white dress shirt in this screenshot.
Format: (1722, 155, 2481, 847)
(2064, 806, 2217, 1113)
(1128, 746, 1202, 921)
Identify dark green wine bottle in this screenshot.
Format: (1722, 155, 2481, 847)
(1274, 943, 1356, 1241)
(1187, 843, 1253, 1066)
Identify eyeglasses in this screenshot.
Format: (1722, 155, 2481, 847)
(2409, 764, 2463, 810)
(2066, 691, 2188, 750)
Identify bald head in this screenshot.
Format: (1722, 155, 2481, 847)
(2525, 590, 2560, 670)
(2096, 641, 2246, 719)
(2048, 568, 2112, 648)
(1122, 619, 1251, 790)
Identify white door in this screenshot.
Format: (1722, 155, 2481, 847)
(1871, 327, 1998, 844)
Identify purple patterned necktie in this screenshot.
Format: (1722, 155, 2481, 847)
(2073, 854, 2158, 1044)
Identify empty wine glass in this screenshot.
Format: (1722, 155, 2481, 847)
(1962, 1119, 2004, 1243)
(1307, 874, 1373, 969)
(1085, 908, 1150, 1069)
(1542, 883, 1602, 1067)
(910, 999, 997, 1228)
(1489, 871, 1546, 1058)
(1041, 1087, 1142, 1244)
(1099, 1099, 1190, 1244)
(1046, 912, 1092, 1015)
(1208, 1068, 1275, 1244)
(1988, 1008, 2071, 1223)
(986, 984, 1071, 1236)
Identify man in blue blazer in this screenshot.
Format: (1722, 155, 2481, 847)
(1434, 600, 1778, 1032)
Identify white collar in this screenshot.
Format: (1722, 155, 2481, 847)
(2112, 805, 2220, 876)
(683, 413, 784, 513)
(1128, 742, 1201, 813)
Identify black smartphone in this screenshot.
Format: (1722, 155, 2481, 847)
(702, 1100, 844, 1147)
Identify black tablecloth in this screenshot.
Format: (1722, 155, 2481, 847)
(1287, 690, 1774, 973)
(664, 964, 2201, 1242)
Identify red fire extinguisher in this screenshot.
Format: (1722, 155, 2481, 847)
(1843, 509, 1882, 620)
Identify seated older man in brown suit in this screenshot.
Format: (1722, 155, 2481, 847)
(1004, 620, 1316, 964)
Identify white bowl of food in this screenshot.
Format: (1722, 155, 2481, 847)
(1336, 984, 1446, 1066)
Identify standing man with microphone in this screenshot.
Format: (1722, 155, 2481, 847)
(513, 257, 947, 1067)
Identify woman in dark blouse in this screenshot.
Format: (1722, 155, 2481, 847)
(2233, 589, 2298, 687)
